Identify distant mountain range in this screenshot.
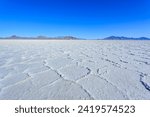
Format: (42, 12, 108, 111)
(103, 36, 150, 40)
(0, 35, 150, 40)
(0, 35, 79, 40)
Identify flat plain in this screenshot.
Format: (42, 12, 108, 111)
(0, 40, 150, 100)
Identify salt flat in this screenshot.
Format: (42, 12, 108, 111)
(0, 40, 150, 100)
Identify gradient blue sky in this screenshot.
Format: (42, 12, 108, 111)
(0, 0, 150, 39)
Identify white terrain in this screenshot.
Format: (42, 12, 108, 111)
(0, 40, 150, 100)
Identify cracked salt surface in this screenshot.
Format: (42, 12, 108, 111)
(59, 65, 91, 81)
(0, 40, 150, 100)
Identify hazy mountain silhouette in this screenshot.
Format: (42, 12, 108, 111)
(0, 35, 79, 40)
(103, 36, 150, 40)
(0, 35, 150, 40)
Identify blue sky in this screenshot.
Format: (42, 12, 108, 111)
(0, 0, 150, 39)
